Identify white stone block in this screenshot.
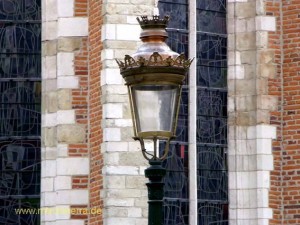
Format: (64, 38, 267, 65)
(54, 206, 71, 220)
(115, 119, 132, 127)
(57, 53, 74, 76)
(104, 142, 129, 152)
(101, 68, 123, 85)
(105, 198, 135, 207)
(44, 206, 57, 221)
(257, 155, 273, 171)
(236, 208, 257, 219)
(256, 139, 272, 155)
(236, 140, 247, 155)
(103, 128, 121, 141)
(236, 19, 246, 33)
(102, 84, 128, 95)
(57, 0, 74, 17)
(128, 207, 142, 217)
(228, 97, 235, 113)
(42, 113, 57, 127)
(139, 166, 148, 175)
(256, 16, 276, 31)
(236, 126, 247, 139)
(101, 49, 114, 60)
(41, 178, 54, 192)
(42, 160, 57, 178)
(128, 142, 141, 152)
(57, 76, 79, 89)
(105, 152, 120, 165)
(56, 190, 89, 204)
(104, 166, 139, 175)
(103, 103, 123, 119)
(257, 171, 270, 188)
(116, 24, 140, 41)
(228, 65, 245, 79)
(106, 218, 136, 225)
(257, 188, 269, 208)
(44, 192, 56, 206)
(58, 144, 69, 157)
(101, 24, 116, 41)
(58, 18, 88, 37)
(43, 56, 57, 79)
(57, 110, 76, 124)
(256, 124, 276, 139)
(236, 172, 256, 189)
(228, 171, 237, 189)
(105, 176, 126, 188)
(42, 21, 57, 41)
(256, 31, 269, 48)
(237, 189, 257, 208)
(57, 158, 89, 175)
(44, 0, 57, 21)
(55, 176, 72, 190)
(247, 126, 256, 140)
(246, 18, 256, 32)
(228, 51, 241, 66)
(257, 208, 272, 219)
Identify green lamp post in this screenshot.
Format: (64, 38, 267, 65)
(116, 15, 192, 225)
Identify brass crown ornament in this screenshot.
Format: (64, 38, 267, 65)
(116, 16, 193, 85)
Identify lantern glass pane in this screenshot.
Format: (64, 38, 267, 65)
(131, 85, 179, 135)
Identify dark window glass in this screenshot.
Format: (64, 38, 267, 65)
(159, 0, 228, 224)
(0, 1, 41, 224)
(196, 0, 228, 224)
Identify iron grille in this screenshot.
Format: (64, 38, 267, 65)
(159, 0, 228, 224)
(0, 1, 41, 224)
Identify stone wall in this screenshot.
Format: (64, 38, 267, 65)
(41, 0, 89, 224)
(100, 1, 156, 225)
(227, 0, 277, 224)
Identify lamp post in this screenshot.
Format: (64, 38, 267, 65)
(116, 15, 192, 225)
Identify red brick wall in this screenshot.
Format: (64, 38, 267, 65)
(88, 0, 103, 224)
(266, 1, 283, 224)
(267, 0, 300, 224)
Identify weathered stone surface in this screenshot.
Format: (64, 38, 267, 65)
(121, 127, 134, 141)
(46, 92, 58, 113)
(240, 50, 256, 65)
(235, 2, 256, 18)
(236, 32, 256, 51)
(257, 64, 276, 78)
(42, 79, 57, 92)
(258, 50, 274, 64)
(57, 89, 72, 109)
(42, 41, 57, 56)
(119, 152, 148, 166)
(126, 176, 147, 189)
(103, 40, 139, 50)
(57, 124, 86, 143)
(58, 37, 82, 51)
(236, 111, 257, 126)
(42, 127, 57, 147)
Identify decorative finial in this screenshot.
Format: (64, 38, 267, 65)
(137, 15, 170, 29)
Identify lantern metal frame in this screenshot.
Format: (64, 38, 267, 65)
(116, 15, 193, 225)
(117, 49, 192, 161)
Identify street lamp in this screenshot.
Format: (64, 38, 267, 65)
(116, 15, 192, 225)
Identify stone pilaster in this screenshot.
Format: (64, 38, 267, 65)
(101, 1, 155, 224)
(41, 0, 89, 224)
(227, 0, 277, 224)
